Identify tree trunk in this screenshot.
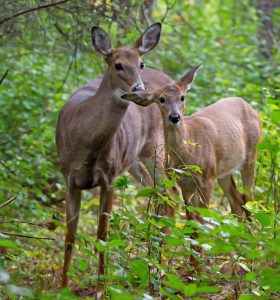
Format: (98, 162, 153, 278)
(255, 0, 274, 58)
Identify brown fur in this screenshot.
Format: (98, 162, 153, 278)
(56, 23, 173, 288)
(122, 67, 262, 219)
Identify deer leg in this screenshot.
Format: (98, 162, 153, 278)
(218, 175, 246, 219)
(180, 179, 213, 269)
(240, 157, 256, 199)
(61, 187, 81, 288)
(97, 185, 114, 276)
(181, 179, 212, 220)
(128, 160, 153, 186)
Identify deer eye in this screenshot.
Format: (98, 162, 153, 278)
(159, 97, 165, 104)
(140, 62, 144, 69)
(180, 96, 185, 101)
(115, 63, 124, 71)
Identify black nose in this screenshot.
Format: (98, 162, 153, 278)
(169, 113, 181, 124)
(131, 84, 145, 92)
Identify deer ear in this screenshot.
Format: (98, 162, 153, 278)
(133, 23, 161, 55)
(178, 65, 201, 93)
(121, 91, 156, 106)
(91, 26, 112, 56)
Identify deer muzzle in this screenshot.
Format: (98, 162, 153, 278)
(131, 83, 145, 92)
(168, 113, 181, 124)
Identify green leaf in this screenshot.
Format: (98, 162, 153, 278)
(165, 236, 184, 247)
(108, 240, 126, 248)
(136, 188, 156, 197)
(94, 240, 107, 252)
(197, 285, 220, 294)
(245, 271, 257, 282)
(260, 268, 280, 292)
(254, 212, 271, 227)
(109, 287, 134, 300)
(130, 259, 149, 286)
(271, 110, 280, 124)
(238, 295, 254, 300)
(78, 259, 88, 272)
(0, 239, 18, 249)
(182, 283, 197, 296)
(161, 178, 175, 189)
(111, 176, 129, 189)
(164, 273, 186, 291)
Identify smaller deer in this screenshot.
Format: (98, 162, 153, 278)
(121, 66, 262, 220)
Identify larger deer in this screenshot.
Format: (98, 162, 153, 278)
(56, 23, 174, 287)
(122, 66, 262, 220)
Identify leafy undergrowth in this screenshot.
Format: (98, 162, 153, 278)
(1, 1, 279, 298)
(0, 178, 280, 299)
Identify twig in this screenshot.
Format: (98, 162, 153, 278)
(0, 161, 17, 176)
(0, 220, 44, 228)
(0, 196, 17, 209)
(0, 129, 32, 146)
(161, 0, 177, 23)
(55, 45, 77, 94)
(0, 70, 9, 85)
(0, 231, 55, 240)
(0, 0, 70, 26)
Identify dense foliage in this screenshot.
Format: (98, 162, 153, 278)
(0, 0, 279, 299)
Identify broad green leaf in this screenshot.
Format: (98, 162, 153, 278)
(245, 271, 257, 282)
(95, 240, 107, 252)
(238, 295, 254, 300)
(136, 188, 155, 197)
(77, 259, 88, 272)
(0, 239, 18, 249)
(108, 240, 126, 248)
(254, 212, 271, 227)
(271, 111, 280, 124)
(182, 283, 197, 296)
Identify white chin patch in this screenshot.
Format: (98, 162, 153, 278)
(169, 120, 180, 126)
(113, 89, 129, 106)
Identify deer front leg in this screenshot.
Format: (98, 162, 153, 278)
(97, 185, 114, 276)
(61, 187, 81, 288)
(180, 178, 213, 270)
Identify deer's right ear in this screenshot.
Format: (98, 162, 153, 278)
(91, 26, 112, 56)
(121, 92, 156, 106)
(133, 23, 162, 55)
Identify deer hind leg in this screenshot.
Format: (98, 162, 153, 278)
(240, 152, 257, 200)
(218, 175, 246, 219)
(61, 187, 81, 288)
(97, 185, 114, 276)
(128, 160, 153, 186)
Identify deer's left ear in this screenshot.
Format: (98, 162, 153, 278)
(121, 91, 156, 106)
(177, 65, 201, 93)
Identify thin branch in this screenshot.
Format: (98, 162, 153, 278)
(0, 0, 70, 26)
(0, 220, 45, 228)
(161, 0, 177, 23)
(55, 44, 78, 94)
(0, 196, 17, 209)
(0, 129, 32, 146)
(0, 231, 55, 240)
(0, 161, 17, 176)
(0, 70, 9, 85)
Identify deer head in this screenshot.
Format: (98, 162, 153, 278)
(91, 23, 162, 95)
(121, 65, 200, 125)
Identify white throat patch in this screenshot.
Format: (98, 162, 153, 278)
(113, 89, 130, 107)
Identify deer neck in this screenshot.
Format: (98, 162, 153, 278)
(163, 120, 188, 166)
(85, 72, 130, 148)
